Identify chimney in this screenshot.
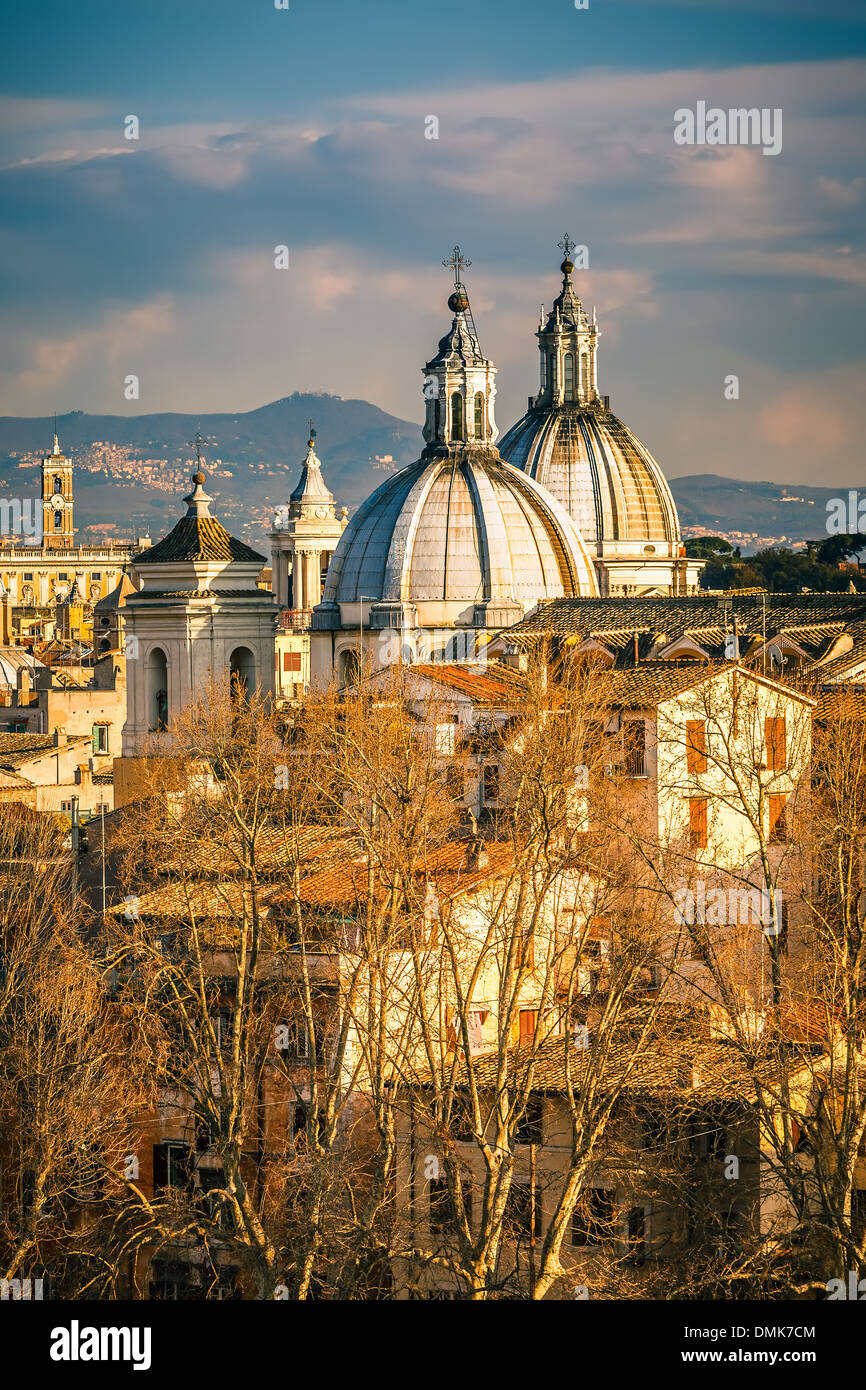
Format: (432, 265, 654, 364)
(17, 667, 30, 704)
(464, 836, 490, 872)
(53, 727, 67, 748)
(603, 395, 610, 409)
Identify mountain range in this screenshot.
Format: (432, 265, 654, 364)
(0, 397, 851, 556)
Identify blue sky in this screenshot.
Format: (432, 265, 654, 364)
(1, 0, 864, 486)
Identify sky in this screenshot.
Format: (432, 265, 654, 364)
(0, 0, 864, 485)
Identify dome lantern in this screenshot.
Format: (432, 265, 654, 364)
(422, 246, 498, 449)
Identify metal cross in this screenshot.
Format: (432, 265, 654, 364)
(443, 246, 471, 286)
(558, 233, 576, 261)
(309, 419, 317, 440)
(187, 429, 212, 464)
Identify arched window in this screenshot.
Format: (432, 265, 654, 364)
(53, 476, 63, 494)
(433, 399, 441, 438)
(147, 647, 168, 732)
(54, 511, 63, 530)
(547, 353, 556, 393)
(540, 353, 547, 391)
(563, 353, 575, 402)
(474, 392, 485, 439)
(229, 646, 256, 703)
(581, 352, 589, 396)
(339, 649, 361, 689)
(450, 392, 464, 442)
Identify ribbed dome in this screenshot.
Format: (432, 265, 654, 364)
(499, 402, 681, 548)
(322, 445, 598, 610)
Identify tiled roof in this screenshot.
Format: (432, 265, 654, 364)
(0, 733, 91, 770)
(410, 663, 529, 704)
(431, 1021, 799, 1101)
(133, 516, 265, 567)
(292, 839, 515, 909)
(505, 596, 866, 666)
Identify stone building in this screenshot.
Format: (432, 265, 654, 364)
(120, 468, 277, 760)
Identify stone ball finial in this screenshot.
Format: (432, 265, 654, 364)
(193, 470, 206, 485)
(560, 258, 574, 275)
(448, 288, 470, 314)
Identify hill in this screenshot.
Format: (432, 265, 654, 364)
(0, 394, 421, 553)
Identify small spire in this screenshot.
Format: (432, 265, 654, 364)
(183, 469, 214, 519)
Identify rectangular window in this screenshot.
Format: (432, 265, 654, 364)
(429, 1176, 450, 1236)
(504, 1181, 539, 1239)
(23, 572, 33, 581)
(627, 1206, 647, 1264)
(686, 719, 707, 774)
(152, 1142, 194, 1196)
(518, 1008, 538, 1042)
(283, 651, 302, 672)
(446, 764, 464, 802)
(689, 797, 708, 849)
(571, 1188, 616, 1247)
(91, 572, 101, 581)
(765, 716, 787, 772)
(768, 793, 788, 844)
(516, 1095, 544, 1146)
(517, 927, 535, 971)
(482, 763, 499, 803)
(434, 722, 456, 756)
(92, 723, 109, 754)
(623, 720, 646, 777)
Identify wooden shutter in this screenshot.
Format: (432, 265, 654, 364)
(686, 720, 707, 774)
(689, 797, 708, 849)
(768, 793, 788, 843)
(765, 716, 787, 772)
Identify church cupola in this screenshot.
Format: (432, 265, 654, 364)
(536, 234, 599, 408)
(422, 247, 498, 449)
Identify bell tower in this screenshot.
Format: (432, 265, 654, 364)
(270, 429, 348, 615)
(41, 429, 74, 549)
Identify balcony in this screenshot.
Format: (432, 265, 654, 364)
(279, 608, 313, 632)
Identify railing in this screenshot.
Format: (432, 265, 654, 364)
(279, 608, 313, 631)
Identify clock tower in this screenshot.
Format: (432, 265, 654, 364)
(41, 432, 74, 548)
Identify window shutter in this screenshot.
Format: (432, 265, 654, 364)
(689, 797, 708, 849)
(686, 720, 707, 774)
(765, 717, 787, 772)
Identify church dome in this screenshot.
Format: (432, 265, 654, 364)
(321, 445, 598, 616)
(499, 238, 681, 552)
(499, 401, 681, 548)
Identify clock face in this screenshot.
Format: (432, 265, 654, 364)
(50, 496, 64, 510)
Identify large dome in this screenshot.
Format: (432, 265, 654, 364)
(499, 401, 681, 548)
(321, 444, 598, 617)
